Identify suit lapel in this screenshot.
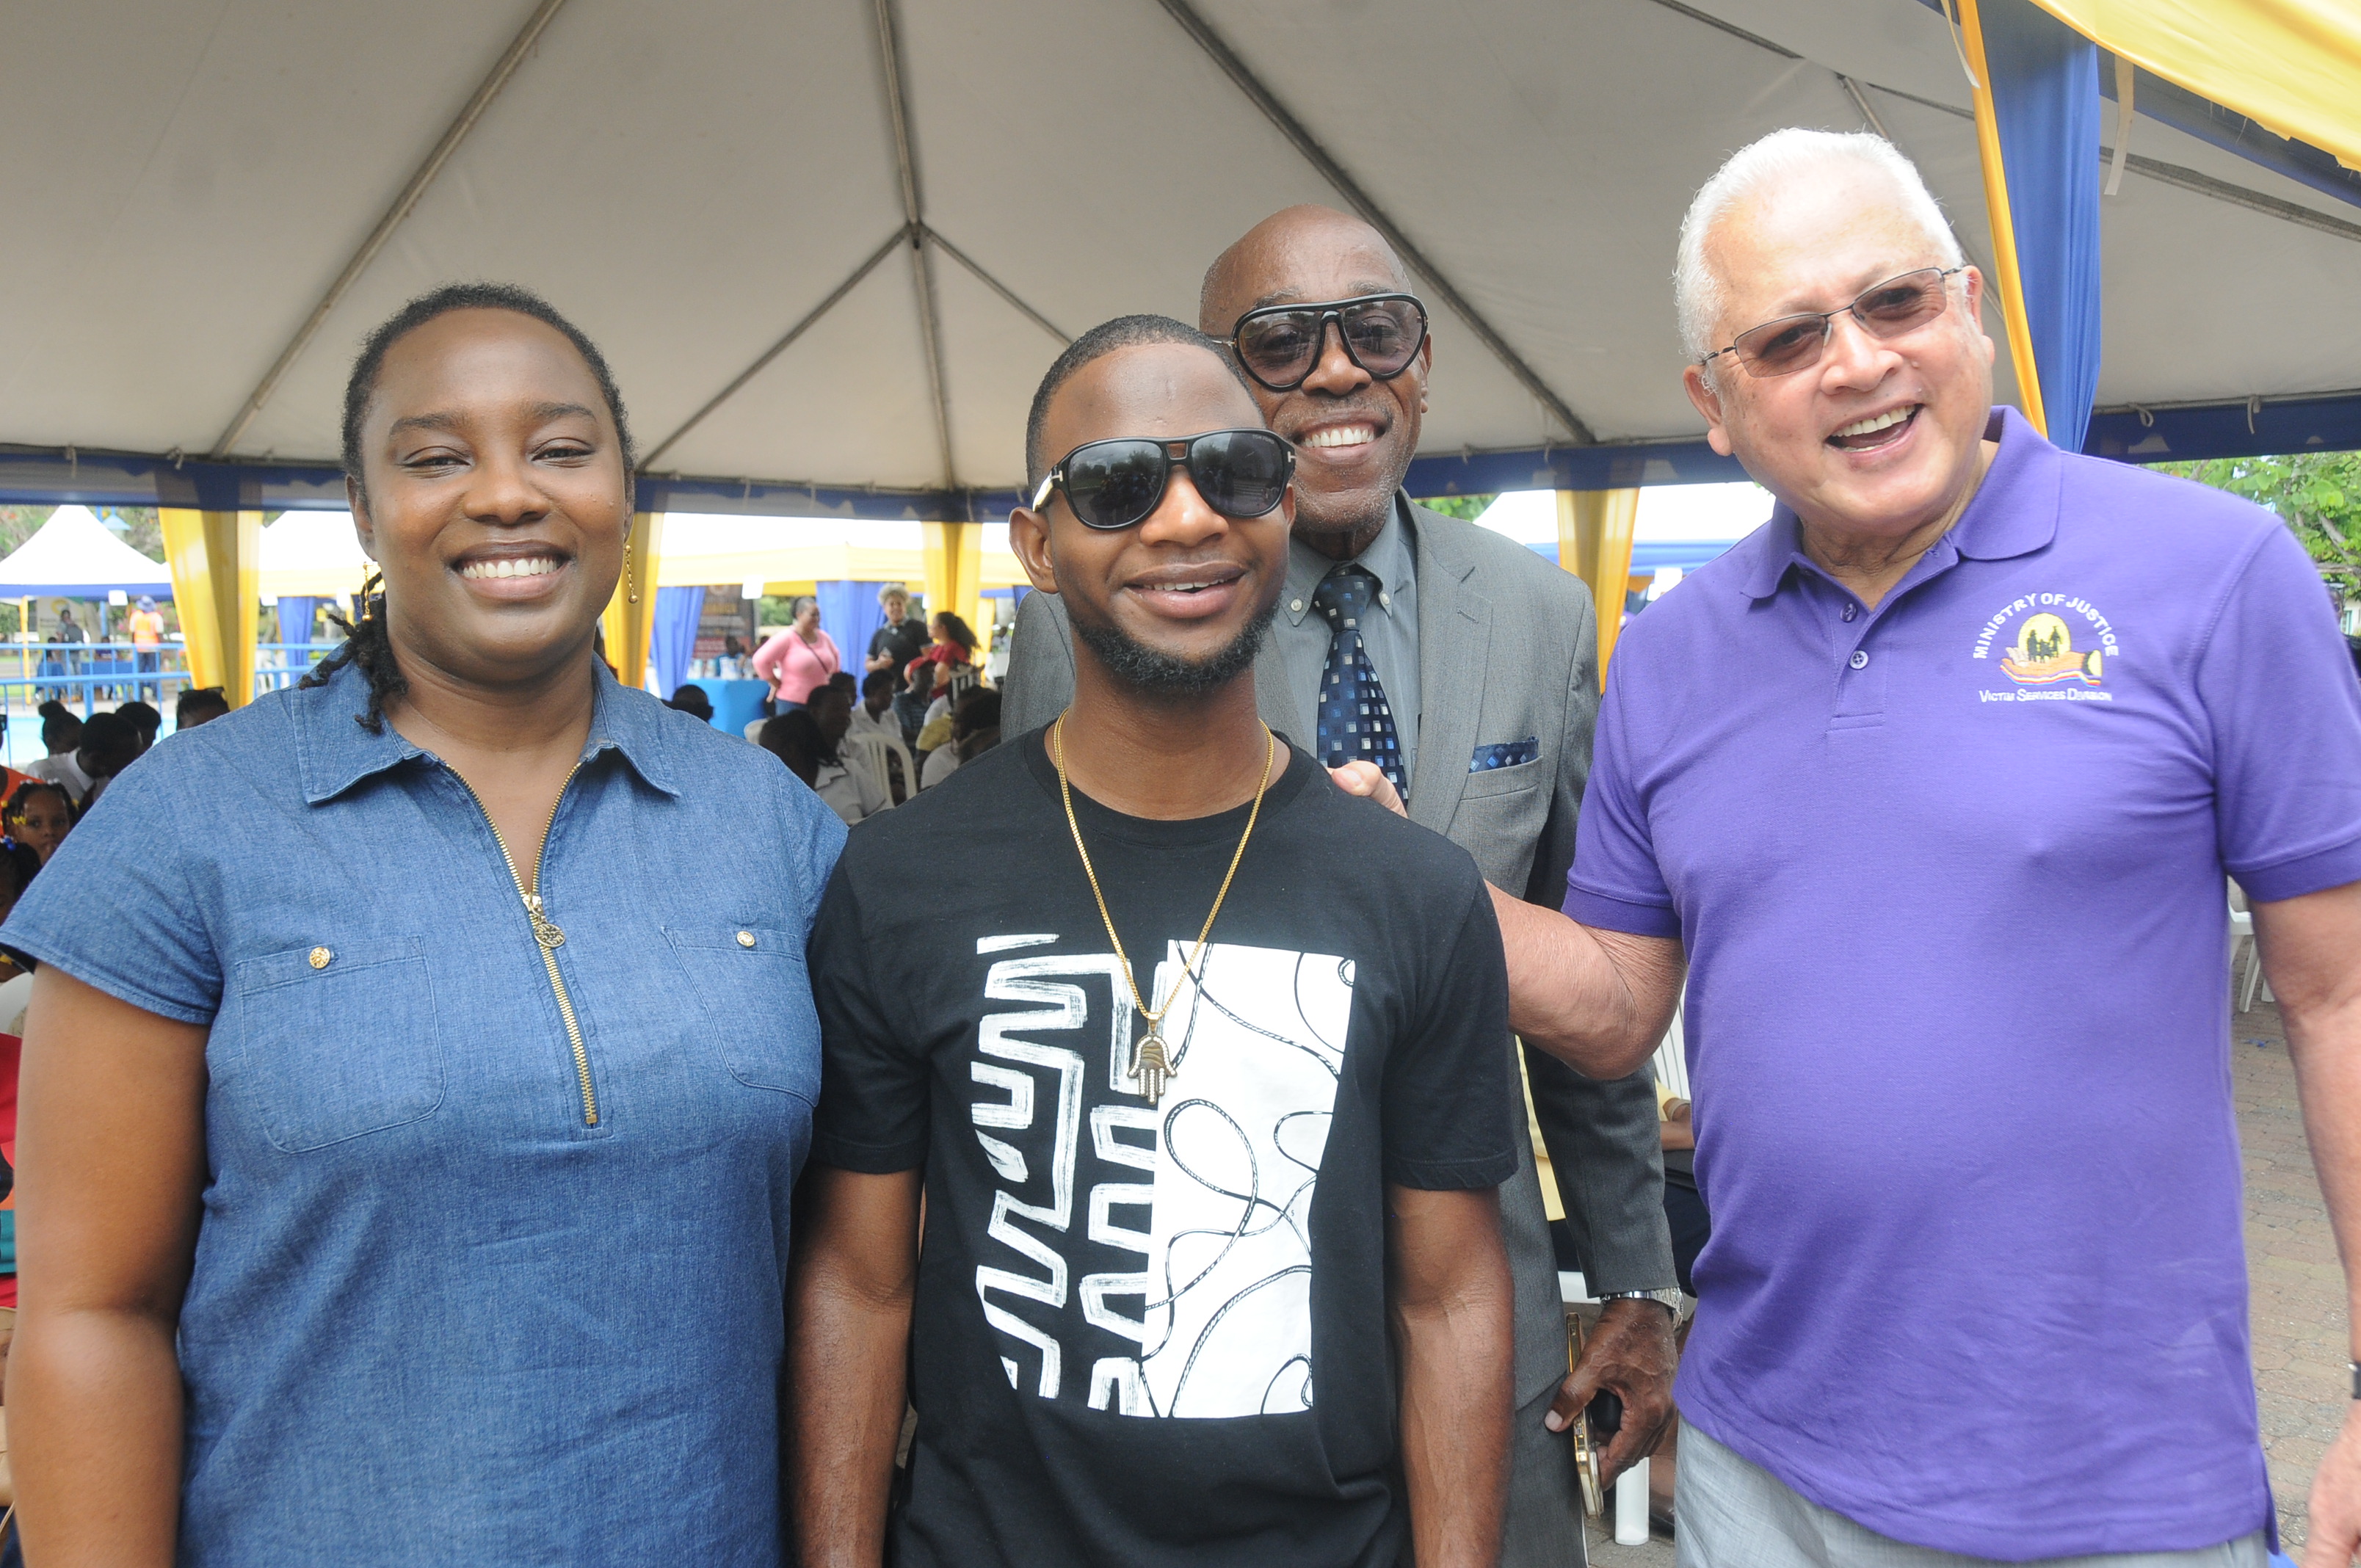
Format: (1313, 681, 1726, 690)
(1406, 504, 1489, 833)
(1254, 633, 1306, 744)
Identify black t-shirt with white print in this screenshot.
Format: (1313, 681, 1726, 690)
(808, 727, 1517, 1568)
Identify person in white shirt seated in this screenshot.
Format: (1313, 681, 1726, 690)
(762, 694, 890, 825)
(846, 670, 913, 804)
(918, 689, 1001, 791)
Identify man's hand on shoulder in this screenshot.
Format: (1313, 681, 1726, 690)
(1330, 760, 1406, 817)
(1547, 1296, 1676, 1484)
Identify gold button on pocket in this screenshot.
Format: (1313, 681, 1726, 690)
(736, 931, 756, 948)
(309, 947, 333, 970)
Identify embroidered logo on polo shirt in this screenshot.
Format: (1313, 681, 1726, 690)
(1970, 594, 2119, 703)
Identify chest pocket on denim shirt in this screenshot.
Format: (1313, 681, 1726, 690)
(227, 935, 443, 1153)
(664, 924, 821, 1101)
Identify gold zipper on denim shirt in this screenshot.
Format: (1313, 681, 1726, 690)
(453, 761, 598, 1127)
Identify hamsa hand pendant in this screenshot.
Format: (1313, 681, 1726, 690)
(1131, 1031, 1173, 1106)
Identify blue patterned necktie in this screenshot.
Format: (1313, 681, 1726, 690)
(1310, 565, 1407, 797)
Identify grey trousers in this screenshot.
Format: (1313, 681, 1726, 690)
(1677, 1424, 2268, 1568)
(1500, 1115, 1587, 1568)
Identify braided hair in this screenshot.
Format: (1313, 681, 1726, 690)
(300, 282, 638, 733)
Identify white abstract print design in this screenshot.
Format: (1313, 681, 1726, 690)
(969, 936, 1354, 1419)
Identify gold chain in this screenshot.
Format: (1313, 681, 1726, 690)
(1053, 713, 1274, 1103)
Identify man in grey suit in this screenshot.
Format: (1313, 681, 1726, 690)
(1004, 204, 1678, 1563)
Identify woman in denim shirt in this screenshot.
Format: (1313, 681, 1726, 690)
(2, 284, 846, 1565)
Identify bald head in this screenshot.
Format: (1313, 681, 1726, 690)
(1198, 205, 1412, 336)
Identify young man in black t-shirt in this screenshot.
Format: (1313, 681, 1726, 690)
(788, 316, 1517, 1568)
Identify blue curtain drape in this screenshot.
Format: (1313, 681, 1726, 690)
(277, 597, 319, 646)
(1981, 0, 2103, 453)
(650, 586, 706, 701)
(819, 581, 887, 677)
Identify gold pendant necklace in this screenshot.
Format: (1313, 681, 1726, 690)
(1053, 713, 1275, 1107)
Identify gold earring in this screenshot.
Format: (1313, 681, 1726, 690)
(625, 536, 638, 605)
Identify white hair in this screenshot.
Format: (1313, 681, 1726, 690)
(1675, 129, 1962, 370)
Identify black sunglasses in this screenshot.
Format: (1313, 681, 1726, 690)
(1227, 293, 1430, 392)
(1700, 266, 1968, 379)
(1031, 429, 1294, 532)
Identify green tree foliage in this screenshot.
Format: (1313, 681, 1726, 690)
(2159, 454, 2360, 584)
(1414, 493, 1496, 522)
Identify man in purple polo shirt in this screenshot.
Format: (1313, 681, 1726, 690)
(1388, 130, 2361, 1567)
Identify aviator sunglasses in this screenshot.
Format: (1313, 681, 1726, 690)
(1033, 429, 1295, 531)
(1227, 293, 1430, 392)
(1700, 266, 1968, 379)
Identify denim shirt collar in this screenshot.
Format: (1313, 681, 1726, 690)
(1736, 405, 2056, 601)
(295, 656, 682, 805)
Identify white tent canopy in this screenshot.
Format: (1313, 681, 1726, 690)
(0, 505, 174, 599)
(257, 510, 375, 600)
(3, 0, 2356, 510)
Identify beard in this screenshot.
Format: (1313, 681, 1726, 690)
(1070, 594, 1277, 700)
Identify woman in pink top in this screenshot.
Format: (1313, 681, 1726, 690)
(751, 597, 841, 710)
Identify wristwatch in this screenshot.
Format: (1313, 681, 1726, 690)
(1603, 1288, 1684, 1316)
(2349, 1361, 2359, 1400)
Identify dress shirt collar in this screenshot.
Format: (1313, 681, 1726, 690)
(1283, 493, 1418, 627)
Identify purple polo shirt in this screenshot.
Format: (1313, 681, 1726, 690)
(1567, 408, 2361, 1558)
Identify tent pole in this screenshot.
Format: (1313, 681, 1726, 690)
(871, 0, 960, 493)
(1151, 0, 1597, 446)
(208, 0, 574, 457)
(159, 509, 261, 707)
(641, 228, 907, 472)
(1556, 490, 1639, 691)
(601, 512, 666, 692)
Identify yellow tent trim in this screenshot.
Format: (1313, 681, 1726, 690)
(2024, 0, 2361, 173)
(1956, 0, 2051, 440)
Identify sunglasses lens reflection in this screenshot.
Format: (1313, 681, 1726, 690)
(1236, 299, 1426, 388)
(1736, 316, 1827, 376)
(1337, 299, 1424, 377)
(1065, 440, 1170, 530)
(1194, 432, 1291, 518)
(1857, 273, 1948, 334)
(1733, 269, 1951, 378)
(1236, 313, 1322, 385)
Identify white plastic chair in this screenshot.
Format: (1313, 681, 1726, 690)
(1650, 993, 1689, 1103)
(2229, 888, 2270, 1012)
(843, 730, 913, 808)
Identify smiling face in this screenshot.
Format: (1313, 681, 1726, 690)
(1200, 207, 1427, 552)
(1682, 168, 1995, 548)
(1009, 341, 1291, 699)
(8, 787, 70, 862)
(348, 307, 630, 692)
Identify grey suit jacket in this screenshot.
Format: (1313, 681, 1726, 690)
(1004, 501, 1678, 1310)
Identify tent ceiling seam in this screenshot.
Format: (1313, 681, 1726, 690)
(924, 227, 1072, 346)
(873, 0, 960, 492)
(639, 227, 910, 472)
(1636, 0, 1799, 59)
(2103, 148, 2361, 245)
(1644, 7, 2360, 251)
(1150, 0, 1597, 446)
(207, 0, 572, 460)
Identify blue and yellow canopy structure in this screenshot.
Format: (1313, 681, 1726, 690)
(1949, 0, 2361, 450)
(1, 0, 2355, 698)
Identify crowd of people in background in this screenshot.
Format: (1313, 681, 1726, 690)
(669, 589, 1002, 826)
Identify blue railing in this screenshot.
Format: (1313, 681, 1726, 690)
(0, 639, 336, 712)
(0, 639, 191, 712)
(254, 641, 332, 694)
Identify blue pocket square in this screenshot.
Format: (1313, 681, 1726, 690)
(1469, 737, 1539, 772)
